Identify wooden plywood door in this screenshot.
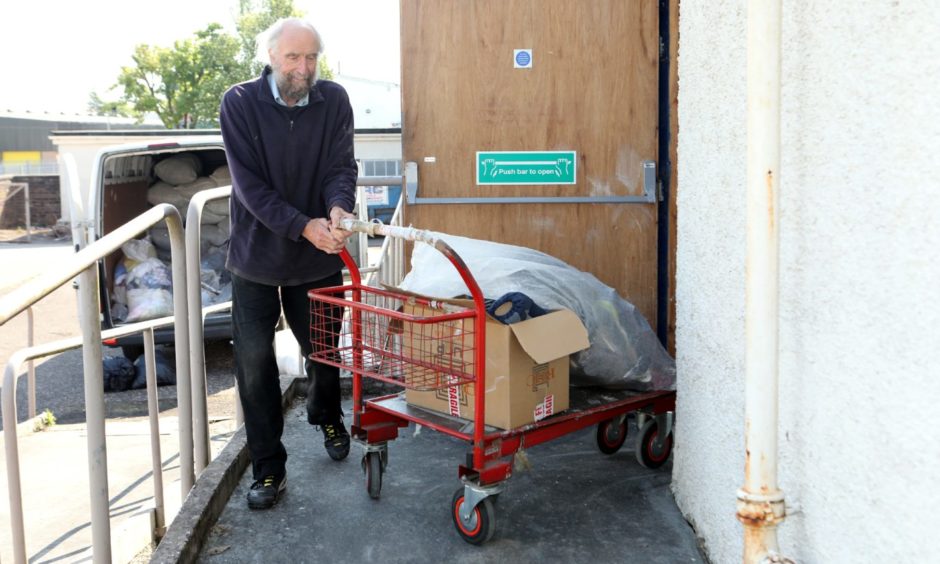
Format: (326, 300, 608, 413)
(401, 0, 661, 325)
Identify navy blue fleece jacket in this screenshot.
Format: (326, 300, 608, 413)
(220, 67, 357, 285)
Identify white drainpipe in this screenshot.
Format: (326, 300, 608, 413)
(738, 1, 792, 563)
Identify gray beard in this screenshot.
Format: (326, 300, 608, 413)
(275, 72, 315, 103)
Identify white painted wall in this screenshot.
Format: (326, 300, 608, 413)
(673, 2, 940, 563)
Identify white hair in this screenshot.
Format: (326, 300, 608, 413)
(255, 17, 324, 63)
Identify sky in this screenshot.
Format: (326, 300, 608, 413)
(0, 0, 401, 116)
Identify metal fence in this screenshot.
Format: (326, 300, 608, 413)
(0, 174, 407, 563)
(0, 204, 191, 564)
(0, 163, 59, 176)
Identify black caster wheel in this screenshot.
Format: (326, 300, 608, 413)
(363, 452, 383, 499)
(635, 418, 673, 469)
(596, 417, 628, 454)
(451, 487, 497, 545)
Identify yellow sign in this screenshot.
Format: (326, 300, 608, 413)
(2, 151, 41, 164)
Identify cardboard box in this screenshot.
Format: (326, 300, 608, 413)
(402, 297, 589, 430)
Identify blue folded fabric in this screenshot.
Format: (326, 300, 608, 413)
(486, 292, 549, 324)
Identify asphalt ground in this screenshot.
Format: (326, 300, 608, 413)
(195, 399, 705, 564)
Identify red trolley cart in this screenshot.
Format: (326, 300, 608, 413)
(308, 220, 675, 545)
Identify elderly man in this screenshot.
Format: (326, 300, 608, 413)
(219, 17, 357, 510)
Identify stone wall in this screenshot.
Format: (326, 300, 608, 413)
(0, 175, 61, 228)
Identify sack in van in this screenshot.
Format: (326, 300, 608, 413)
(210, 165, 231, 187)
(146, 181, 188, 208)
(154, 153, 202, 185)
(206, 198, 230, 216)
(149, 225, 172, 252)
(176, 176, 216, 200)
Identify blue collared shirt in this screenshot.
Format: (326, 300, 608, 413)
(267, 72, 309, 107)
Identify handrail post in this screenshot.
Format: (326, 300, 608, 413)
(143, 328, 166, 537)
(185, 186, 232, 473)
(27, 307, 35, 419)
(166, 210, 195, 495)
(186, 197, 210, 474)
(77, 253, 111, 563)
(3, 355, 28, 564)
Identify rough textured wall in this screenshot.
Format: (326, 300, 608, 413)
(672, 2, 748, 562)
(0, 176, 61, 228)
(673, 2, 940, 563)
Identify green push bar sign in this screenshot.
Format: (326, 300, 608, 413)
(476, 151, 577, 185)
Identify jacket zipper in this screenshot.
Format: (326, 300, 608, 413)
(286, 113, 294, 192)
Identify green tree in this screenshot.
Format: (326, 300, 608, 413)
(116, 24, 241, 128)
(87, 92, 139, 121)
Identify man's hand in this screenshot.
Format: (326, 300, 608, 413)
(328, 206, 356, 242)
(302, 218, 346, 254)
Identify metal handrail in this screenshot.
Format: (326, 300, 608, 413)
(359, 176, 406, 286)
(27, 307, 35, 419)
(186, 185, 233, 473)
(365, 178, 406, 288)
(2, 313, 185, 560)
(0, 203, 191, 564)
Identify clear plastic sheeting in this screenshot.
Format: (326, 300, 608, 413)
(399, 234, 676, 391)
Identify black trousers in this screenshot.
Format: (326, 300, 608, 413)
(231, 271, 343, 481)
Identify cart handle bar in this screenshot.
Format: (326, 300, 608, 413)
(340, 218, 446, 251)
(338, 218, 484, 305)
(338, 217, 484, 311)
(339, 217, 491, 472)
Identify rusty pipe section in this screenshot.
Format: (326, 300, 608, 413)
(739, 1, 791, 563)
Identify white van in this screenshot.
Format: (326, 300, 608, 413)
(75, 135, 232, 359)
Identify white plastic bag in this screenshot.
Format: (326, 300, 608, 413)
(399, 234, 677, 391)
(125, 257, 174, 322)
(121, 238, 157, 264)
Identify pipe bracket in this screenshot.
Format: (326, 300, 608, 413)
(736, 488, 786, 527)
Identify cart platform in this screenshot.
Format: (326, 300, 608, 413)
(310, 219, 677, 544)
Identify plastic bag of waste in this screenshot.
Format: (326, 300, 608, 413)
(132, 348, 177, 388)
(103, 356, 136, 392)
(125, 257, 174, 322)
(399, 234, 677, 391)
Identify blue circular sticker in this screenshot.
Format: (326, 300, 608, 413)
(515, 51, 531, 67)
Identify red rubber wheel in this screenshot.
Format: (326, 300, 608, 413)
(451, 488, 496, 544)
(635, 418, 673, 469)
(596, 418, 628, 455)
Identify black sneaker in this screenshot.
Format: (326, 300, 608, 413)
(321, 421, 350, 461)
(247, 474, 286, 510)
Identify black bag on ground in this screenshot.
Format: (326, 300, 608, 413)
(103, 356, 136, 392)
(132, 349, 177, 389)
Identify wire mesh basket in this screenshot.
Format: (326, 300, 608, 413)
(309, 285, 477, 391)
